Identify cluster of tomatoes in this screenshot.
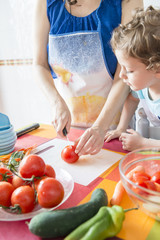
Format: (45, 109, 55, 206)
(0, 154, 64, 214)
(131, 169, 160, 194)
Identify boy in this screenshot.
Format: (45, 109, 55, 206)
(105, 6, 160, 151)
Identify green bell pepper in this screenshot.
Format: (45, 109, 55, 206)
(64, 205, 125, 240)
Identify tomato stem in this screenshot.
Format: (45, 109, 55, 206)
(9, 163, 37, 183)
(0, 204, 22, 214)
(8, 164, 39, 203)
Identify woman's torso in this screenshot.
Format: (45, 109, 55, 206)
(47, 0, 122, 128)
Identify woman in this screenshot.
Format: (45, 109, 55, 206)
(33, 0, 143, 156)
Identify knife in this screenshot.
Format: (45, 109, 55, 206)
(63, 126, 70, 142)
(62, 127, 68, 137)
(16, 123, 40, 137)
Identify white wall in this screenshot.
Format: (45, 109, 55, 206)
(0, 65, 51, 129)
(0, 0, 51, 129)
(144, 0, 160, 9)
(0, 0, 159, 130)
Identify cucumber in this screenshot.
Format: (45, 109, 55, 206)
(28, 188, 108, 238)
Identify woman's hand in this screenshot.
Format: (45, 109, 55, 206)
(119, 129, 146, 151)
(51, 98, 71, 138)
(74, 126, 106, 156)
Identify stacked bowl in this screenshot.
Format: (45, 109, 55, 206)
(0, 113, 17, 156)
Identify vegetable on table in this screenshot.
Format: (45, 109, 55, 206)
(61, 145, 79, 163)
(110, 180, 125, 206)
(28, 188, 108, 238)
(65, 205, 137, 240)
(19, 154, 46, 178)
(0, 167, 13, 183)
(11, 185, 35, 213)
(0, 146, 36, 167)
(110, 165, 144, 206)
(0, 181, 14, 207)
(37, 177, 64, 208)
(0, 145, 64, 214)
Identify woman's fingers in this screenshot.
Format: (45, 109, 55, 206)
(75, 127, 105, 156)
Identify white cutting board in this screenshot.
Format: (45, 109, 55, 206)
(33, 138, 123, 186)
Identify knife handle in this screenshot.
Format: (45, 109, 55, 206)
(16, 123, 40, 137)
(62, 127, 68, 136)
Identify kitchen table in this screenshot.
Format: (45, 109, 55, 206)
(0, 124, 160, 240)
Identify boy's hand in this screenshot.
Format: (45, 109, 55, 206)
(105, 129, 124, 142)
(119, 129, 145, 151)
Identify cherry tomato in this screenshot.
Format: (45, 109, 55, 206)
(135, 179, 148, 188)
(33, 176, 47, 191)
(0, 182, 14, 207)
(19, 154, 46, 178)
(44, 164, 56, 178)
(0, 167, 13, 183)
(151, 171, 160, 184)
(132, 171, 150, 183)
(12, 175, 28, 189)
(37, 177, 64, 208)
(154, 182, 160, 192)
(133, 180, 157, 196)
(144, 181, 157, 191)
(11, 185, 35, 213)
(61, 145, 79, 163)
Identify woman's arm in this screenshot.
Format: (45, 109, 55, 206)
(93, 64, 129, 132)
(32, 0, 71, 137)
(95, 0, 144, 131)
(75, 0, 144, 156)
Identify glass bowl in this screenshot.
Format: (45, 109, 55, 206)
(119, 148, 160, 221)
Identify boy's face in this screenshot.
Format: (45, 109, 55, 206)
(115, 50, 156, 91)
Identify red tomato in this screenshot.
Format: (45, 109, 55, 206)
(151, 171, 160, 184)
(135, 179, 148, 188)
(144, 181, 157, 191)
(11, 185, 35, 213)
(132, 171, 150, 183)
(37, 177, 64, 208)
(44, 164, 56, 178)
(154, 182, 160, 192)
(19, 154, 46, 178)
(0, 182, 14, 207)
(33, 176, 47, 191)
(61, 145, 79, 163)
(12, 175, 28, 189)
(0, 167, 13, 183)
(133, 180, 157, 196)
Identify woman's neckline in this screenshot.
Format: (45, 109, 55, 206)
(63, 0, 102, 18)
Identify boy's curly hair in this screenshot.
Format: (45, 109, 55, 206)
(111, 6, 160, 71)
